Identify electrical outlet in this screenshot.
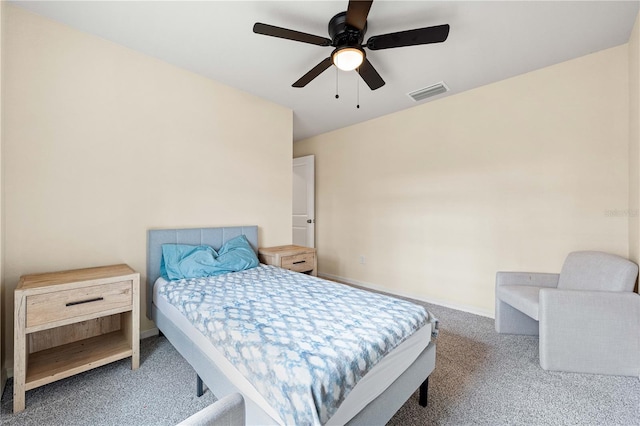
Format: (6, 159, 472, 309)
(359, 255, 366, 264)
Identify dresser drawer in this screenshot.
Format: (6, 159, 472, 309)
(26, 281, 132, 329)
(281, 253, 315, 273)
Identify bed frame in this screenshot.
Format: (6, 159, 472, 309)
(147, 226, 436, 425)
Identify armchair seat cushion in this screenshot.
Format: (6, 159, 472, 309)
(496, 285, 541, 320)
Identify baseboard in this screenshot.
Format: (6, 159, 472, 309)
(140, 327, 159, 340)
(1, 367, 7, 399)
(318, 272, 495, 319)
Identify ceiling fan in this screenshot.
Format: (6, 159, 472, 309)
(253, 0, 449, 91)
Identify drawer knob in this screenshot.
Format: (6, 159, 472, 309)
(66, 297, 104, 307)
(293, 260, 306, 264)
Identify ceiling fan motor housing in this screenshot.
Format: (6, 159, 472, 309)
(328, 11, 366, 48)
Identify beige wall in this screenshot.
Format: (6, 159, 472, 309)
(295, 45, 630, 317)
(1, 5, 292, 372)
(629, 13, 640, 284)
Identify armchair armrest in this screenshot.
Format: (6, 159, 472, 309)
(539, 290, 640, 376)
(177, 393, 245, 426)
(496, 271, 560, 288)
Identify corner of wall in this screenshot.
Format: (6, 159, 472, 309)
(0, 0, 6, 399)
(0, 0, 7, 397)
(629, 11, 640, 291)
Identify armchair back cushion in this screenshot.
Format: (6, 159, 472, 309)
(557, 251, 638, 292)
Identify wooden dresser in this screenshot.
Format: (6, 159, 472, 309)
(258, 245, 317, 276)
(13, 264, 139, 412)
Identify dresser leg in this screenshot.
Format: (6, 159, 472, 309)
(13, 380, 26, 413)
(14, 292, 27, 413)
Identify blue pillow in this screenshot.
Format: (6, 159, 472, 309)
(160, 235, 259, 280)
(216, 235, 259, 274)
(161, 244, 218, 281)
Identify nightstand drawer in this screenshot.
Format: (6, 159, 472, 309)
(26, 280, 132, 329)
(259, 245, 317, 276)
(282, 253, 315, 273)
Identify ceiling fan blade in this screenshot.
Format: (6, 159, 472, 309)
(253, 23, 332, 47)
(358, 58, 385, 90)
(366, 24, 450, 50)
(346, 0, 373, 31)
(293, 57, 333, 88)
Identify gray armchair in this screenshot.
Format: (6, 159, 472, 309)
(177, 393, 245, 426)
(495, 251, 640, 376)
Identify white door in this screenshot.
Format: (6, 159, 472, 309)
(292, 155, 315, 247)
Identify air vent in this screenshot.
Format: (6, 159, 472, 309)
(408, 81, 449, 102)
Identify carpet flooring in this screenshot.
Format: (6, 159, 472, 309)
(1, 301, 639, 425)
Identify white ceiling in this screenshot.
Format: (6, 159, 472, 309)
(12, 1, 640, 141)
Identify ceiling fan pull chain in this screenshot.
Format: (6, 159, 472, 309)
(356, 69, 360, 109)
(335, 67, 340, 99)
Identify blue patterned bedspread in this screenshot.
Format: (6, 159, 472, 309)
(157, 264, 430, 425)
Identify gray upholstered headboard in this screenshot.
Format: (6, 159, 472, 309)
(146, 226, 258, 319)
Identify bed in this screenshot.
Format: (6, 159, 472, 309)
(147, 226, 437, 425)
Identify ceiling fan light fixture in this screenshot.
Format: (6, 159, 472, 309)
(332, 47, 364, 71)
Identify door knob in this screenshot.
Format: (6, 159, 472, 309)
(307, 219, 314, 223)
